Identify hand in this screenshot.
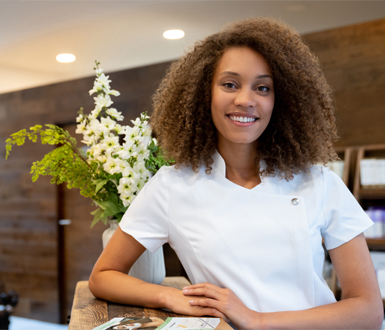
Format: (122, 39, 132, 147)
(182, 283, 260, 330)
(162, 287, 227, 319)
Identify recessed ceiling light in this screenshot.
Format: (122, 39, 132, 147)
(163, 30, 185, 40)
(56, 54, 76, 63)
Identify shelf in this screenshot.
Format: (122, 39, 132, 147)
(366, 238, 385, 251)
(356, 188, 385, 199)
(353, 145, 385, 199)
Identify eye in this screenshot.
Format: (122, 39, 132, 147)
(222, 82, 237, 89)
(256, 85, 269, 92)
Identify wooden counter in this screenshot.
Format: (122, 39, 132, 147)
(69, 277, 232, 330)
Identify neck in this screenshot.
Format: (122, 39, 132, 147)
(217, 141, 261, 189)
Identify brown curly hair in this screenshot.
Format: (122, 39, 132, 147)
(151, 17, 339, 180)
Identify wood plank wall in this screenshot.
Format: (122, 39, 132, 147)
(303, 18, 385, 147)
(0, 17, 384, 323)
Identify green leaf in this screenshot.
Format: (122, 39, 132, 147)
(95, 179, 109, 193)
(113, 212, 124, 222)
(90, 208, 104, 228)
(97, 199, 121, 217)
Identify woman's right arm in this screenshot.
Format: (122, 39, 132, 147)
(88, 227, 227, 318)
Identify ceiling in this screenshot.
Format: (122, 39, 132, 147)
(1, 0, 385, 95)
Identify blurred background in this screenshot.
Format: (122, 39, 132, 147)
(0, 0, 385, 326)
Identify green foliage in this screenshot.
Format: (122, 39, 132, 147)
(6, 124, 97, 198)
(146, 139, 174, 175)
(5, 115, 173, 229)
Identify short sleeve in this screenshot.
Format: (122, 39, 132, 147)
(119, 167, 169, 252)
(321, 167, 373, 250)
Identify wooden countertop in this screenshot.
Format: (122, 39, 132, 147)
(69, 277, 232, 330)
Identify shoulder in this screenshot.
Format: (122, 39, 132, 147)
(262, 164, 345, 203)
(152, 163, 203, 187)
(289, 164, 342, 189)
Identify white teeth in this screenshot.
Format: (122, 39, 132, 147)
(230, 116, 256, 123)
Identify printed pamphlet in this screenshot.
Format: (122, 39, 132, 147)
(155, 317, 220, 329)
(92, 316, 220, 330)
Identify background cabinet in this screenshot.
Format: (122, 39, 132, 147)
(326, 144, 385, 303)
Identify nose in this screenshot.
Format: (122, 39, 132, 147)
(234, 87, 256, 108)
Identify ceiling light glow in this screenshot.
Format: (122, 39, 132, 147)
(163, 29, 185, 40)
(56, 54, 76, 63)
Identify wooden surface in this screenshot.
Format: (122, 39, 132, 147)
(69, 278, 232, 330)
(303, 18, 385, 148)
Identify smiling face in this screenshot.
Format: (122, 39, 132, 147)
(211, 46, 275, 151)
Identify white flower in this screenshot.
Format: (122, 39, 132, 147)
(119, 193, 131, 207)
(96, 73, 111, 89)
(100, 116, 116, 131)
(142, 124, 152, 137)
(103, 157, 124, 174)
(131, 117, 142, 128)
(120, 191, 137, 207)
(94, 94, 113, 109)
(114, 124, 124, 135)
(89, 144, 106, 159)
(118, 177, 132, 194)
(133, 161, 146, 175)
(97, 155, 107, 163)
(90, 108, 101, 119)
(75, 64, 163, 215)
(122, 166, 141, 184)
(83, 118, 102, 144)
(75, 121, 87, 135)
(106, 108, 124, 121)
(116, 140, 135, 159)
(136, 177, 146, 190)
(89, 82, 102, 96)
(103, 135, 119, 149)
(109, 90, 120, 97)
(124, 126, 141, 141)
(137, 135, 152, 149)
(137, 148, 150, 161)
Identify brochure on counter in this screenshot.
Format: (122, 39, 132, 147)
(92, 316, 220, 330)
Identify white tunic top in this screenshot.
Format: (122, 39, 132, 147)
(119, 151, 373, 313)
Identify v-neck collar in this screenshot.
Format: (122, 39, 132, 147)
(211, 150, 267, 190)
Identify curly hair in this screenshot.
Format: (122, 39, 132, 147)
(151, 17, 339, 180)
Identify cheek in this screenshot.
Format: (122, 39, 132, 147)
(210, 95, 224, 122)
(261, 96, 275, 116)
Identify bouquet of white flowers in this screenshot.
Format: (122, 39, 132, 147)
(6, 61, 172, 227)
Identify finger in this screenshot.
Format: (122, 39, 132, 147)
(183, 287, 223, 300)
(184, 282, 219, 289)
(189, 297, 230, 320)
(189, 297, 221, 309)
(192, 305, 227, 319)
(182, 283, 210, 290)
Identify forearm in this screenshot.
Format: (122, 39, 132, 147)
(258, 297, 383, 330)
(89, 269, 176, 308)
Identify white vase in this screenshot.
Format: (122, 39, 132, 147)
(102, 219, 166, 284)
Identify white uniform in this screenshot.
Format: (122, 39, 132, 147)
(119, 151, 373, 313)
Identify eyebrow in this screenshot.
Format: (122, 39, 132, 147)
(219, 71, 273, 80)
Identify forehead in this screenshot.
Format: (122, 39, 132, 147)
(214, 46, 272, 76)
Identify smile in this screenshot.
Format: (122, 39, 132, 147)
(229, 116, 257, 123)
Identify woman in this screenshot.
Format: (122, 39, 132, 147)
(89, 18, 383, 329)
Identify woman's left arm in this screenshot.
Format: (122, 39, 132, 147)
(184, 233, 384, 330)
